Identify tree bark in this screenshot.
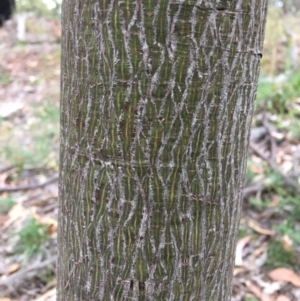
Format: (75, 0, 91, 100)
(57, 1, 268, 300)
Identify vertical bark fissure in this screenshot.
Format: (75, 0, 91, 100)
(58, 1, 268, 300)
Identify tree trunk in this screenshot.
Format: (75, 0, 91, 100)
(57, 1, 268, 300)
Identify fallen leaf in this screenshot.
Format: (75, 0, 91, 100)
(269, 195, 280, 208)
(233, 267, 246, 276)
(253, 276, 281, 294)
(0, 102, 23, 118)
(33, 288, 56, 301)
(46, 222, 58, 236)
(281, 234, 293, 252)
(276, 295, 290, 301)
(32, 210, 58, 236)
(3, 203, 30, 229)
(235, 236, 251, 266)
(248, 219, 275, 236)
(250, 166, 264, 174)
(254, 242, 268, 257)
(245, 281, 275, 301)
(6, 263, 21, 274)
(268, 268, 300, 287)
(0, 173, 9, 187)
(0, 215, 9, 226)
(253, 249, 268, 268)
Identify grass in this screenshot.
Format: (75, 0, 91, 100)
(248, 197, 270, 210)
(267, 240, 296, 269)
(245, 160, 299, 270)
(15, 218, 48, 261)
(245, 297, 259, 301)
(276, 221, 300, 246)
(0, 196, 15, 214)
(243, 38, 300, 269)
(0, 71, 12, 85)
(256, 71, 300, 122)
(1, 99, 59, 171)
(37, 266, 55, 284)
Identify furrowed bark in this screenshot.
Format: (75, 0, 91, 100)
(57, 1, 268, 300)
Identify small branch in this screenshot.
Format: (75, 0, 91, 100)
(0, 165, 14, 174)
(249, 127, 267, 142)
(243, 183, 265, 199)
(262, 113, 276, 164)
(0, 175, 59, 193)
(0, 257, 56, 287)
(250, 142, 300, 194)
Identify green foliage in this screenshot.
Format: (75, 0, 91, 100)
(276, 219, 300, 246)
(16, 0, 61, 18)
(256, 71, 300, 114)
(245, 160, 258, 184)
(261, 5, 300, 75)
(37, 266, 55, 284)
(1, 100, 59, 170)
(248, 197, 269, 210)
(278, 195, 300, 223)
(0, 71, 12, 85)
(263, 168, 284, 190)
(15, 218, 48, 261)
(245, 158, 267, 187)
(0, 196, 15, 214)
(238, 226, 254, 239)
(245, 297, 259, 301)
(267, 240, 296, 269)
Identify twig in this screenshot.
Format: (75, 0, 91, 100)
(243, 183, 265, 199)
(0, 165, 14, 174)
(292, 146, 300, 178)
(0, 257, 56, 287)
(249, 142, 300, 194)
(0, 175, 59, 193)
(249, 127, 268, 142)
(262, 113, 276, 164)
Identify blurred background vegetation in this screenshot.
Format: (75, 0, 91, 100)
(0, 1, 299, 300)
(16, 0, 61, 17)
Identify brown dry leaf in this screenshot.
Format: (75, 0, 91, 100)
(233, 267, 246, 276)
(248, 219, 275, 236)
(6, 263, 21, 274)
(50, 20, 61, 38)
(250, 165, 264, 174)
(252, 242, 268, 258)
(245, 281, 275, 301)
(0, 215, 9, 226)
(46, 222, 58, 236)
(37, 216, 57, 228)
(3, 203, 30, 229)
(268, 268, 300, 287)
(247, 241, 268, 268)
(7, 204, 27, 219)
(281, 234, 293, 251)
(26, 59, 39, 68)
(269, 195, 280, 208)
(262, 294, 275, 301)
(235, 235, 251, 266)
(41, 278, 57, 293)
(276, 295, 290, 301)
(33, 288, 56, 301)
(32, 209, 58, 235)
(0, 173, 9, 187)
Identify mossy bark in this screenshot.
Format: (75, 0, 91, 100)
(57, 1, 268, 300)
